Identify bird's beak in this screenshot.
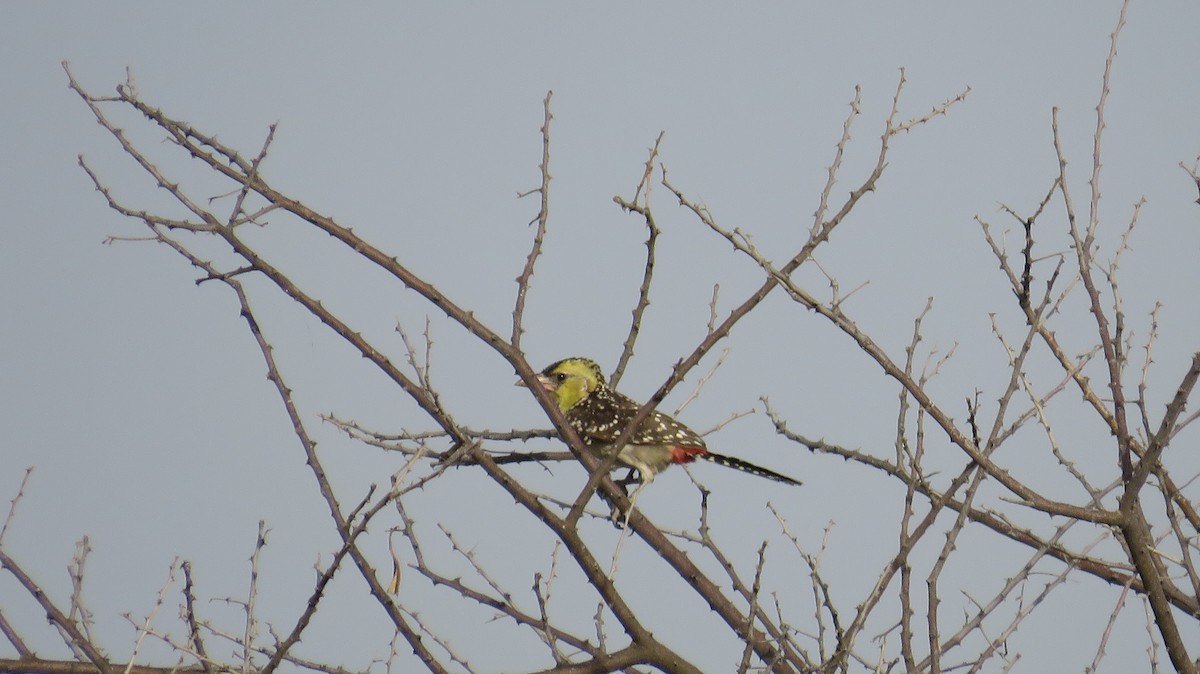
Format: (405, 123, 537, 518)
(516, 374, 554, 392)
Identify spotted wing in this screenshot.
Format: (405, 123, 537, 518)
(566, 386, 706, 449)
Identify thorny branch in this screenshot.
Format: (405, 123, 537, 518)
(54, 65, 823, 673)
(6, 8, 1196, 673)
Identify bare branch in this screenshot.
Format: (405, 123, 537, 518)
(0, 466, 33, 548)
(513, 91, 554, 348)
(611, 131, 665, 388)
(123, 560, 180, 674)
(0, 549, 112, 674)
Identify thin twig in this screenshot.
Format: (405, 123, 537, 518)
(513, 91, 554, 348)
(612, 131, 665, 387)
(0, 467, 34, 547)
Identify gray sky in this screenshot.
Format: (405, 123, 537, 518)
(2, 3, 1199, 672)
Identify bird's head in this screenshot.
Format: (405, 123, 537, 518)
(529, 357, 605, 412)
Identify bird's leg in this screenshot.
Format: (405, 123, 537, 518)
(621, 480, 648, 531)
(607, 468, 649, 527)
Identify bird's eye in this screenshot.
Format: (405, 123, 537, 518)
(554, 373, 567, 382)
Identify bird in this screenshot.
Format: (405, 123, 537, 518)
(525, 357, 801, 488)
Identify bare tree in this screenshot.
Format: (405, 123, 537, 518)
(2, 2, 1198, 672)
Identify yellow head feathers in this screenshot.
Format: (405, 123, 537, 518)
(536, 357, 604, 412)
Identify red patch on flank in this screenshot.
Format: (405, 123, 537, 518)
(669, 446, 707, 464)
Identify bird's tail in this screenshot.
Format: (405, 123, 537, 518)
(702, 451, 802, 486)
